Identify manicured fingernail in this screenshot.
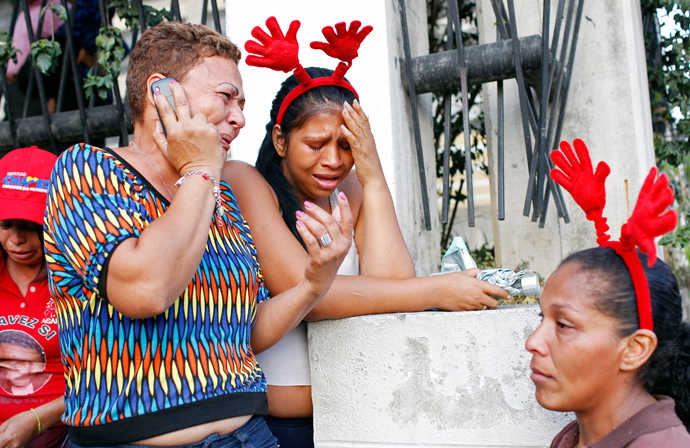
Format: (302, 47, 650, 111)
(296, 210, 305, 218)
(304, 201, 314, 208)
(353, 98, 359, 106)
(296, 220, 304, 227)
(339, 191, 346, 200)
(169, 79, 177, 84)
(154, 90, 161, 96)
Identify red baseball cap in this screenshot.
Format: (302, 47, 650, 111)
(0, 146, 58, 226)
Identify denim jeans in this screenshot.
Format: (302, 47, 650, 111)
(263, 416, 313, 448)
(68, 416, 278, 448)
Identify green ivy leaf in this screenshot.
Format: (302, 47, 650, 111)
(111, 0, 171, 29)
(30, 39, 62, 75)
(0, 31, 20, 68)
(41, 4, 68, 23)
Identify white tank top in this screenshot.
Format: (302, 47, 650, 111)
(256, 189, 359, 386)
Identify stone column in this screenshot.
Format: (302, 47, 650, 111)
(477, 0, 655, 277)
(226, 0, 441, 274)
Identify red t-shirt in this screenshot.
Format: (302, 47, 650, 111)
(0, 256, 65, 426)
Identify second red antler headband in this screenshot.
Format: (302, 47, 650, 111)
(550, 139, 677, 331)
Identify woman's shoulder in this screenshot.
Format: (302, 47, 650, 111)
(222, 160, 265, 186)
(57, 143, 124, 173)
(222, 160, 279, 208)
(550, 420, 578, 448)
(629, 425, 690, 447)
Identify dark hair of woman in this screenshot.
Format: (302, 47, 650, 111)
(0, 221, 48, 284)
(561, 246, 690, 429)
(255, 67, 358, 248)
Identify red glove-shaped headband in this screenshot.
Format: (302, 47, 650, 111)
(550, 139, 677, 331)
(245, 17, 373, 125)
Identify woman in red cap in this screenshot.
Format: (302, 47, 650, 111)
(0, 146, 66, 448)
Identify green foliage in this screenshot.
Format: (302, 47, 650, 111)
(41, 4, 68, 23)
(30, 38, 61, 75)
(642, 1, 690, 287)
(82, 2, 171, 100)
(83, 69, 114, 100)
(110, 0, 172, 30)
(1, 1, 171, 101)
(469, 243, 495, 270)
(96, 27, 126, 78)
(83, 27, 125, 100)
(427, 1, 487, 250)
(0, 31, 20, 68)
(27, 5, 69, 76)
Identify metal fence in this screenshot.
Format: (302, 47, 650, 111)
(0, 0, 223, 156)
(400, 0, 585, 229)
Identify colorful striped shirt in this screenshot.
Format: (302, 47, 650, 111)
(44, 144, 269, 445)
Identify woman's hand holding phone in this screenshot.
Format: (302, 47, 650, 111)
(151, 78, 224, 179)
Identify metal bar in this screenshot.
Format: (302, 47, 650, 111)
(532, 0, 552, 219)
(550, 0, 568, 63)
(171, 0, 182, 22)
(0, 70, 20, 149)
(2, 0, 22, 148)
(56, 0, 90, 144)
(497, 28, 505, 221)
(442, 94, 451, 224)
(21, 0, 40, 119)
(490, 0, 510, 40)
(90, 0, 108, 109)
(539, 180, 551, 228)
(448, 0, 475, 227)
(398, 0, 432, 230)
(550, 0, 586, 225)
(441, 12, 454, 225)
(544, 0, 579, 220)
(55, 0, 76, 113)
(504, 0, 537, 217)
(546, 0, 577, 153)
(201, 0, 209, 26)
(210, 0, 222, 32)
(137, 0, 147, 32)
(21, 0, 57, 151)
(405, 35, 543, 95)
(0, 104, 134, 154)
(523, 84, 539, 137)
(8, 0, 21, 37)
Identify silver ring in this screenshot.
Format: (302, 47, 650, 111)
(482, 305, 487, 310)
(317, 233, 332, 247)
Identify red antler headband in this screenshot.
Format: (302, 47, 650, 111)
(550, 139, 677, 331)
(244, 17, 373, 125)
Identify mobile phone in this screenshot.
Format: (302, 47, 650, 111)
(150, 77, 177, 137)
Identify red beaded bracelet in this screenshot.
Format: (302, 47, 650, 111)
(175, 171, 224, 223)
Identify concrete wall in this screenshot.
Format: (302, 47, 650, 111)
(226, 1, 441, 274)
(477, 0, 655, 278)
(309, 307, 572, 447)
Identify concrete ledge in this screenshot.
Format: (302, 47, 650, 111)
(308, 306, 572, 448)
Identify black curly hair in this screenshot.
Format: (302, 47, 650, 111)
(562, 247, 690, 429)
(255, 67, 357, 248)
